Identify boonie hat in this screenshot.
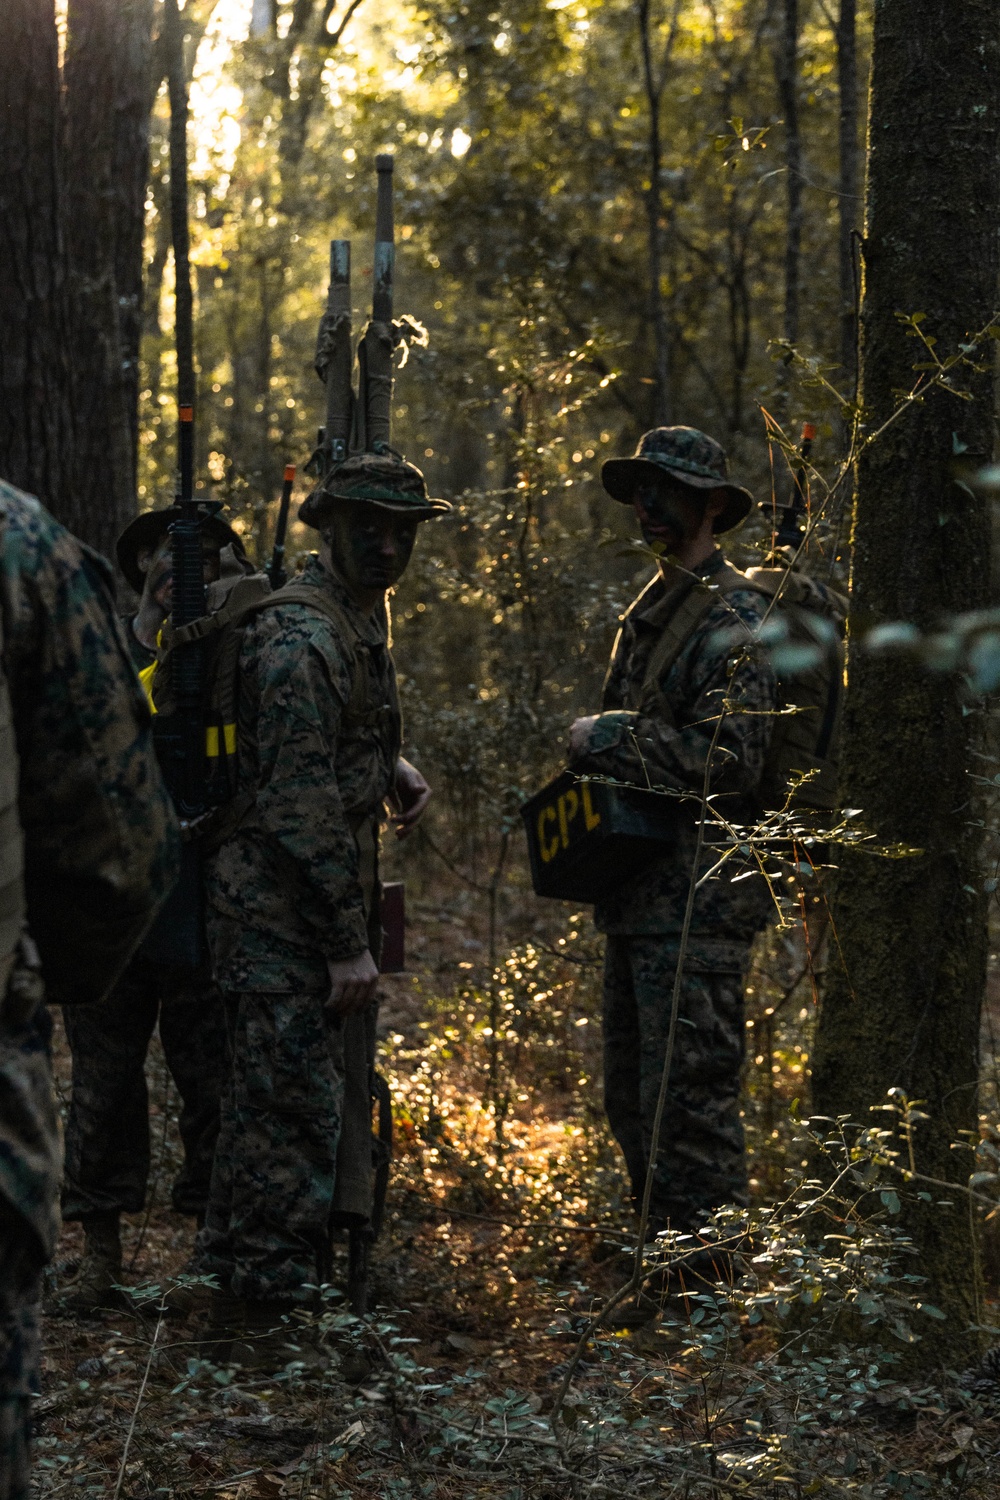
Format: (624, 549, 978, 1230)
(299, 451, 451, 529)
(602, 426, 755, 534)
(116, 504, 246, 593)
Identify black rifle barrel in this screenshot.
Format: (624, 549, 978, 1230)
(269, 464, 296, 590)
(165, 0, 195, 421)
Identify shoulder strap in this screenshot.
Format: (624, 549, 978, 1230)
(248, 582, 371, 726)
(641, 565, 757, 695)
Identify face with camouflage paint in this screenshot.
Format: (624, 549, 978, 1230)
(136, 531, 223, 616)
(323, 500, 420, 601)
(632, 472, 709, 553)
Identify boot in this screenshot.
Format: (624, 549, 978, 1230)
(199, 1289, 247, 1363)
(199, 1296, 328, 1374)
(161, 1265, 217, 1318)
(226, 1299, 329, 1374)
(60, 1211, 125, 1314)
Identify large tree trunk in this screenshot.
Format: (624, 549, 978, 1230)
(64, 0, 155, 557)
(0, 0, 74, 512)
(811, 0, 1000, 1361)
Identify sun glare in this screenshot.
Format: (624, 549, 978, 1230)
(189, 0, 250, 185)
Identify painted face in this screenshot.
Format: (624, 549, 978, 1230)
(632, 474, 707, 555)
(136, 532, 222, 616)
(328, 502, 419, 595)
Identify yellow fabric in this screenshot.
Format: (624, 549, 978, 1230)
(138, 660, 157, 713)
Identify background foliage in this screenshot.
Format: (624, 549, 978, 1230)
(140, 0, 864, 878)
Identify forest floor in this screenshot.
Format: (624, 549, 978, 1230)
(32, 862, 1000, 1498)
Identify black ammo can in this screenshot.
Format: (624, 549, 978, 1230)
(521, 770, 680, 903)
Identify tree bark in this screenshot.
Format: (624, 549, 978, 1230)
(64, 0, 155, 556)
(0, 0, 74, 513)
(811, 0, 1000, 1361)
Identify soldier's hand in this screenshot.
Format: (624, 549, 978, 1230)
(326, 950, 379, 1015)
(390, 756, 431, 839)
(568, 715, 598, 760)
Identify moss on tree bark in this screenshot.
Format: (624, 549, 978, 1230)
(811, 0, 1000, 1364)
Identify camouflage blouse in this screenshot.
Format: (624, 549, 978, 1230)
(207, 554, 401, 992)
(571, 549, 779, 942)
(0, 480, 180, 1259)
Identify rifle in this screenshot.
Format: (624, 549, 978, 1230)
(309, 154, 426, 480)
(143, 0, 221, 969)
(268, 464, 296, 590)
(773, 421, 816, 553)
(306, 156, 418, 1311)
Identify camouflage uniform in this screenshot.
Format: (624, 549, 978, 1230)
(61, 962, 227, 1221)
(196, 554, 400, 1304)
(573, 427, 778, 1234)
(0, 480, 178, 1498)
(61, 618, 227, 1226)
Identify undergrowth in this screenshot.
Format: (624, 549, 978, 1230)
(37, 894, 1000, 1497)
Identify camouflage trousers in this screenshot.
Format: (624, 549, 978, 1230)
(0, 1207, 43, 1500)
(195, 984, 374, 1305)
(602, 934, 751, 1232)
(62, 959, 228, 1221)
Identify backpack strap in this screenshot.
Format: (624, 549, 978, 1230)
(247, 583, 376, 729)
(199, 585, 386, 854)
(640, 565, 760, 706)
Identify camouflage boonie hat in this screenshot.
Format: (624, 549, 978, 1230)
(116, 504, 246, 592)
(299, 452, 451, 529)
(602, 426, 755, 534)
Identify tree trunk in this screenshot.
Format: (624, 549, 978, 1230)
(811, 0, 1000, 1362)
(638, 0, 670, 427)
(774, 0, 801, 425)
(64, 0, 155, 557)
(836, 0, 859, 402)
(0, 0, 74, 513)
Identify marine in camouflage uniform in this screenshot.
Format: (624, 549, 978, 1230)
(196, 453, 446, 1366)
(0, 479, 178, 1498)
(60, 508, 245, 1312)
(568, 427, 778, 1241)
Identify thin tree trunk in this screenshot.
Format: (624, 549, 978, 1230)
(836, 0, 859, 401)
(638, 0, 670, 427)
(811, 0, 1000, 1361)
(774, 0, 802, 422)
(0, 0, 74, 513)
(64, 0, 154, 557)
